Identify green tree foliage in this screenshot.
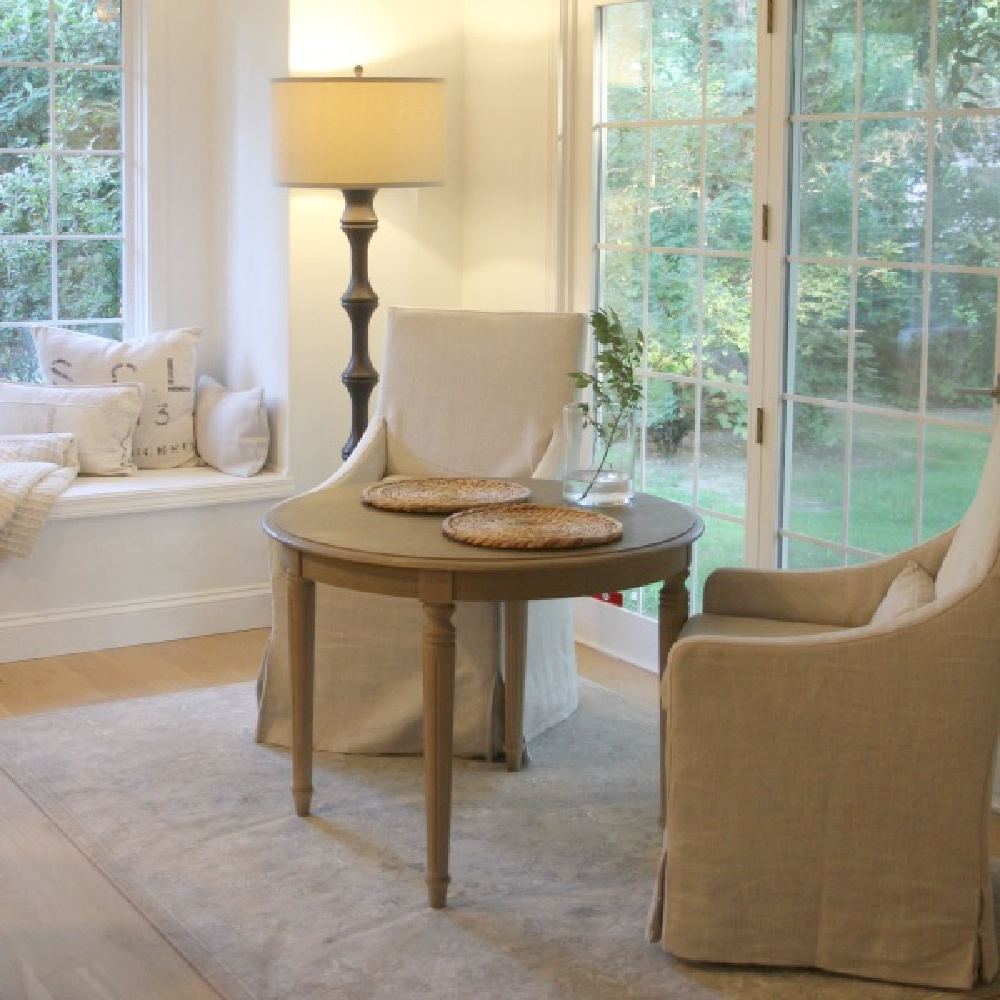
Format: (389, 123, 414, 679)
(1, 0, 122, 381)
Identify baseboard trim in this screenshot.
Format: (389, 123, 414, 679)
(0, 585, 272, 663)
(573, 597, 658, 673)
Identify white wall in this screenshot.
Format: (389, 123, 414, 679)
(145, 0, 216, 340)
(147, 0, 289, 468)
(460, 0, 563, 312)
(210, 0, 291, 471)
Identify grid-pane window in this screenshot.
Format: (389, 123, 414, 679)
(1, 0, 125, 382)
(595, 0, 758, 614)
(781, 0, 1000, 568)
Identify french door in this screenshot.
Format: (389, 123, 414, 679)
(566, 0, 999, 615)
(782, 0, 998, 568)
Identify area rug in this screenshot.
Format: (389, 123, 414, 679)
(0, 680, 998, 1000)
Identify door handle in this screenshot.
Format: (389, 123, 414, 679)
(955, 376, 1000, 400)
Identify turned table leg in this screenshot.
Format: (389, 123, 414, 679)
(286, 561, 316, 818)
(422, 599, 457, 908)
(658, 568, 690, 828)
(502, 600, 527, 772)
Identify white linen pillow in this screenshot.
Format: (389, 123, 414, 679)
(31, 325, 200, 470)
(870, 559, 936, 625)
(195, 376, 269, 477)
(0, 381, 142, 475)
(0, 432, 79, 469)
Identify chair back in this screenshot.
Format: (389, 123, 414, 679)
(376, 307, 586, 478)
(935, 427, 1000, 600)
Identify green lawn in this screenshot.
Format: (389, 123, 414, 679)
(626, 417, 989, 616)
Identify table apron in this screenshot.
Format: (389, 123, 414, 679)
(297, 545, 692, 602)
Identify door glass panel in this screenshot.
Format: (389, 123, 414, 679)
(794, 121, 854, 258)
(786, 537, 845, 568)
(648, 253, 698, 375)
(602, 2, 649, 121)
(788, 263, 851, 401)
(650, 126, 700, 248)
(706, 0, 756, 118)
(597, 0, 756, 614)
(704, 124, 755, 251)
(857, 119, 927, 262)
(860, 0, 930, 112)
(599, 248, 645, 334)
(651, 0, 702, 120)
(922, 425, 991, 538)
(694, 515, 745, 598)
(936, 0, 1000, 110)
(699, 387, 748, 517)
(785, 402, 846, 544)
(703, 257, 751, 380)
(927, 273, 998, 422)
(848, 413, 918, 554)
(781, 0, 999, 565)
(644, 378, 696, 502)
(853, 267, 923, 411)
(932, 115, 999, 268)
(603, 128, 649, 245)
(798, 0, 856, 114)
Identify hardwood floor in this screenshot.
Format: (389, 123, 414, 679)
(0, 631, 267, 1000)
(0, 632, 996, 998)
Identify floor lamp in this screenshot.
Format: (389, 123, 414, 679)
(272, 69, 447, 459)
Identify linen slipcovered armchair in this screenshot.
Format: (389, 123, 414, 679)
(648, 428, 1000, 990)
(256, 306, 586, 759)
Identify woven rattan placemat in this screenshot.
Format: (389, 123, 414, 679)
(442, 504, 623, 549)
(360, 478, 532, 514)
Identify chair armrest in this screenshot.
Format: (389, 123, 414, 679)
(311, 417, 388, 491)
(702, 528, 955, 627)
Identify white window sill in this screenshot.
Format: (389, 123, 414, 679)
(51, 466, 295, 520)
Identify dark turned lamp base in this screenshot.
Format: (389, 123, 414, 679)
(339, 188, 380, 460)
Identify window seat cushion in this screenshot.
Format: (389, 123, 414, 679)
(52, 466, 293, 520)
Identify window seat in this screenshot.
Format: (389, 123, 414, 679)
(52, 466, 295, 519)
(1, 466, 295, 663)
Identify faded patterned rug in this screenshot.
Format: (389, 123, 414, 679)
(0, 680, 998, 1000)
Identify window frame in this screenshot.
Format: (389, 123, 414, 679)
(0, 0, 147, 381)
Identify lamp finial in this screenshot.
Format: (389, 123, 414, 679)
(353, 65, 364, 78)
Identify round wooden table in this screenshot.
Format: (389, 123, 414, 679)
(264, 479, 703, 908)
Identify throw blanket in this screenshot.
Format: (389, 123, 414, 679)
(0, 434, 79, 558)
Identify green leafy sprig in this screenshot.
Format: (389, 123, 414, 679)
(569, 307, 644, 499)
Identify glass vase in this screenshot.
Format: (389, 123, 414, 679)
(562, 403, 636, 506)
